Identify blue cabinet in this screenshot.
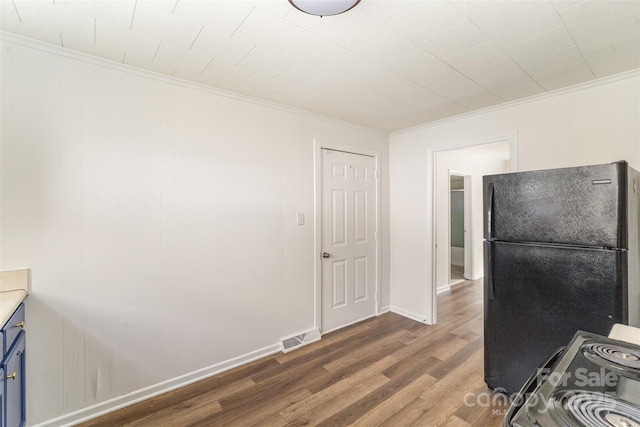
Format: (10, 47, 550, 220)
(1, 304, 25, 427)
(0, 367, 4, 427)
(2, 306, 24, 358)
(3, 333, 24, 427)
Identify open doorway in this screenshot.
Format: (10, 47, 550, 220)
(449, 171, 472, 289)
(434, 141, 512, 296)
(450, 176, 465, 284)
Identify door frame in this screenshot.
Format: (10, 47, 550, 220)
(313, 138, 381, 334)
(447, 170, 472, 286)
(428, 133, 518, 324)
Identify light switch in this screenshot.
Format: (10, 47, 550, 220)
(297, 212, 305, 225)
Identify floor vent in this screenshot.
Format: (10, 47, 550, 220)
(281, 328, 321, 353)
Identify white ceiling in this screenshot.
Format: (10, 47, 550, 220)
(1, 0, 639, 132)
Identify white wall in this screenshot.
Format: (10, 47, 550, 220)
(389, 71, 640, 324)
(0, 36, 390, 425)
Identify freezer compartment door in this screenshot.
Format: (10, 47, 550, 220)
(484, 241, 626, 394)
(484, 162, 626, 248)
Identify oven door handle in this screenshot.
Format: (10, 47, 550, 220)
(503, 346, 566, 427)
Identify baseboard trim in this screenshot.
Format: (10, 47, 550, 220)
(321, 313, 377, 335)
(33, 343, 282, 427)
(390, 306, 430, 324)
(450, 247, 464, 266)
(378, 305, 391, 314)
(437, 284, 452, 294)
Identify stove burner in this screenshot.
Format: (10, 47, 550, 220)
(584, 343, 640, 372)
(605, 413, 640, 427)
(554, 391, 640, 427)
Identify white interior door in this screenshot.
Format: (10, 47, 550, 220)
(321, 149, 376, 333)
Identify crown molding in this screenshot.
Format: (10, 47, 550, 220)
(391, 67, 640, 137)
(4, 30, 638, 140)
(0, 31, 388, 137)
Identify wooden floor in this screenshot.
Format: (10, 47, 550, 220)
(450, 264, 464, 282)
(80, 280, 507, 426)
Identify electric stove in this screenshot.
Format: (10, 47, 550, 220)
(505, 331, 640, 427)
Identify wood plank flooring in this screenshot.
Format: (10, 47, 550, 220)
(79, 280, 508, 426)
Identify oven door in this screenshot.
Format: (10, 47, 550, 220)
(503, 347, 566, 427)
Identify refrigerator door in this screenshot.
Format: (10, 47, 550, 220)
(484, 241, 626, 394)
(484, 162, 627, 248)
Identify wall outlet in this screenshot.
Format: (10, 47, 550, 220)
(297, 212, 305, 225)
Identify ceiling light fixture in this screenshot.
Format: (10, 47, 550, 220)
(288, 0, 361, 17)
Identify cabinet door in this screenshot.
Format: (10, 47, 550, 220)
(2, 304, 25, 356)
(4, 332, 25, 427)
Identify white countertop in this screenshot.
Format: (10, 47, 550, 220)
(609, 323, 640, 346)
(0, 269, 29, 328)
(0, 290, 27, 328)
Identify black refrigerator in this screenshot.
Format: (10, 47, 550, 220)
(483, 161, 640, 395)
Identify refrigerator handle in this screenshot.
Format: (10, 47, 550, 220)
(485, 182, 494, 240)
(486, 242, 494, 300)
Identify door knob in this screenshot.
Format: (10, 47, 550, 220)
(322, 252, 330, 258)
